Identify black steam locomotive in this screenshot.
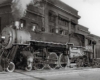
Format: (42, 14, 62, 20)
(0, 19, 97, 72)
(0, 21, 71, 72)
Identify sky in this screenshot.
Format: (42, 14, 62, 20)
(61, 0, 100, 36)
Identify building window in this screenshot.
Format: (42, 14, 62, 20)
(30, 23, 38, 32)
(65, 30, 69, 35)
(58, 15, 69, 27)
(20, 19, 26, 28)
(32, 25, 36, 31)
(55, 28, 59, 34)
(48, 11, 56, 23)
(49, 10, 56, 33)
(71, 23, 75, 32)
(49, 26, 55, 33)
(88, 39, 92, 45)
(59, 28, 64, 35)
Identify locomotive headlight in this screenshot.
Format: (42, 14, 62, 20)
(1, 36, 5, 40)
(0, 36, 5, 43)
(1, 27, 16, 49)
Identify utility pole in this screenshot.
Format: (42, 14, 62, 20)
(68, 21, 71, 43)
(67, 21, 72, 67)
(42, 0, 47, 31)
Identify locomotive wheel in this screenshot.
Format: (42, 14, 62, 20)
(48, 52, 58, 69)
(25, 66, 32, 71)
(6, 62, 15, 72)
(33, 52, 45, 70)
(33, 59, 45, 70)
(59, 54, 67, 68)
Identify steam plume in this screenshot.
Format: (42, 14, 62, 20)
(0, 0, 8, 4)
(12, 0, 34, 20)
(0, 0, 42, 20)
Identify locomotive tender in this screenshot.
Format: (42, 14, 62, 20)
(0, 0, 99, 72)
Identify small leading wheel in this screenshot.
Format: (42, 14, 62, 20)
(59, 54, 67, 68)
(6, 62, 15, 72)
(48, 52, 58, 69)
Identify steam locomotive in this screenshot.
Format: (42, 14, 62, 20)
(0, 20, 87, 72)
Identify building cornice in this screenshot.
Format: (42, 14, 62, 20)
(78, 28, 90, 34)
(45, 0, 80, 19)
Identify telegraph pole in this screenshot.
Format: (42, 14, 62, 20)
(67, 20, 72, 67)
(42, 0, 47, 31)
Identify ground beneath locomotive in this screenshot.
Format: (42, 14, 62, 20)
(0, 67, 100, 80)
